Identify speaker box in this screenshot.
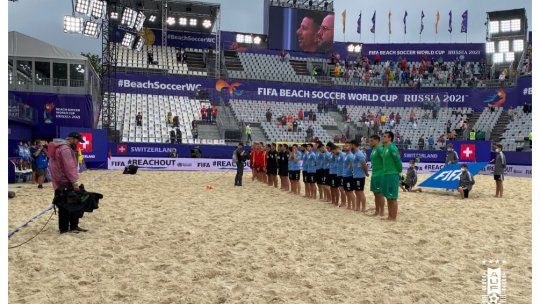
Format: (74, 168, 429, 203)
(123, 165, 139, 175)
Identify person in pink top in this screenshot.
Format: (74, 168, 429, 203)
(47, 132, 87, 234)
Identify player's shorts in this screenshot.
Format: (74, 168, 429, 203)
(343, 176, 354, 192)
(289, 170, 300, 181)
(353, 177, 366, 191)
(306, 172, 316, 184)
(328, 174, 338, 188)
(370, 175, 383, 193)
(35, 168, 46, 177)
(382, 174, 400, 200)
(266, 167, 277, 175)
(460, 186, 470, 198)
(302, 171, 308, 183)
(494, 174, 504, 181)
(338, 176, 344, 187)
(278, 167, 289, 177)
(323, 169, 330, 185)
(316, 169, 324, 185)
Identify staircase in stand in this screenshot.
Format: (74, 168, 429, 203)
(490, 112, 511, 143)
(289, 60, 310, 76)
(223, 51, 244, 71)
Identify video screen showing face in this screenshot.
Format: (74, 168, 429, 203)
(268, 7, 334, 54)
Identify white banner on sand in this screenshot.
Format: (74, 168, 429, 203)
(107, 157, 530, 177)
(401, 162, 531, 178)
(108, 157, 251, 172)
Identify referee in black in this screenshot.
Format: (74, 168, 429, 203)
(234, 143, 246, 186)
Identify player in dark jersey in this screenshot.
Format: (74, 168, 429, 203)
(266, 143, 278, 188)
(277, 144, 290, 191)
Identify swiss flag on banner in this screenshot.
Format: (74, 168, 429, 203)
(76, 133, 93, 153)
(460, 144, 476, 161)
(117, 143, 128, 155)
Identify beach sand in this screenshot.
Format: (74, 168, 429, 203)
(8, 170, 531, 303)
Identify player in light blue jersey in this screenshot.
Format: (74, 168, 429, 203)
(351, 140, 369, 212)
(334, 145, 347, 207)
(322, 142, 333, 203)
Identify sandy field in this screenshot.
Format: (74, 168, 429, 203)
(8, 170, 531, 304)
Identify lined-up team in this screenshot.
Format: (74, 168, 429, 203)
(235, 131, 403, 221)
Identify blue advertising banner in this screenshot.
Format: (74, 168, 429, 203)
(59, 127, 108, 163)
(109, 142, 236, 159)
(8, 92, 94, 138)
(418, 162, 488, 189)
(360, 43, 485, 61)
(111, 73, 531, 111)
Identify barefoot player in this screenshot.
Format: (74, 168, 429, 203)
(305, 144, 317, 199)
(342, 142, 355, 210)
(278, 144, 290, 191)
(266, 143, 278, 188)
(351, 140, 369, 212)
(369, 135, 385, 217)
(381, 131, 403, 221)
(288, 145, 302, 195)
(328, 144, 339, 205)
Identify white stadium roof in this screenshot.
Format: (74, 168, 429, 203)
(8, 31, 86, 61)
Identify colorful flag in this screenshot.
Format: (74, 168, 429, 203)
(342, 10, 347, 34)
(357, 12, 362, 34)
(448, 11, 452, 33)
(461, 10, 468, 33)
(435, 10, 440, 34)
(420, 11, 425, 34)
(388, 10, 392, 35)
(370, 11, 376, 33)
(403, 11, 408, 34)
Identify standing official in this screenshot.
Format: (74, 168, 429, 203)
(492, 144, 507, 198)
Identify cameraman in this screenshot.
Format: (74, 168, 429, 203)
(190, 145, 202, 158)
(48, 132, 87, 234)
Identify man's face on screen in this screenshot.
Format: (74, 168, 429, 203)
(296, 17, 319, 52)
(317, 14, 334, 52)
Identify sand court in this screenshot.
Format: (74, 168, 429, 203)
(8, 170, 531, 303)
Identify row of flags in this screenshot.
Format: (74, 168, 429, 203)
(342, 10, 468, 35)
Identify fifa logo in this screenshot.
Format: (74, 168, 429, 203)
(215, 79, 243, 97)
(481, 259, 507, 304)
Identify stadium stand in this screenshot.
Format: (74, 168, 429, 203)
(345, 105, 474, 149)
(109, 93, 224, 144)
(499, 106, 532, 151)
(229, 99, 335, 143)
(332, 58, 486, 88)
(117, 44, 208, 76)
(228, 52, 317, 83)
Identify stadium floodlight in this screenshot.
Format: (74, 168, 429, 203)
(64, 16, 84, 34)
(91, 0, 106, 19)
(134, 36, 145, 52)
(244, 35, 253, 44)
(121, 7, 137, 28)
(178, 17, 187, 26)
(486, 41, 495, 54)
(510, 19, 521, 31)
(354, 45, 361, 53)
(489, 21, 499, 34)
(513, 39, 524, 52)
(505, 52, 515, 62)
(253, 36, 262, 45)
(121, 33, 135, 48)
(347, 44, 355, 52)
(83, 21, 100, 38)
(110, 12, 119, 20)
(134, 12, 146, 31)
(500, 20, 511, 32)
(167, 17, 176, 26)
(75, 0, 91, 15)
(149, 15, 156, 22)
(202, 19, 212, 29)
(236, 34, 245, 43)
(189, 18, 197, 26)
(493, 52, 504, 64)
(498, 40, 509, 53)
